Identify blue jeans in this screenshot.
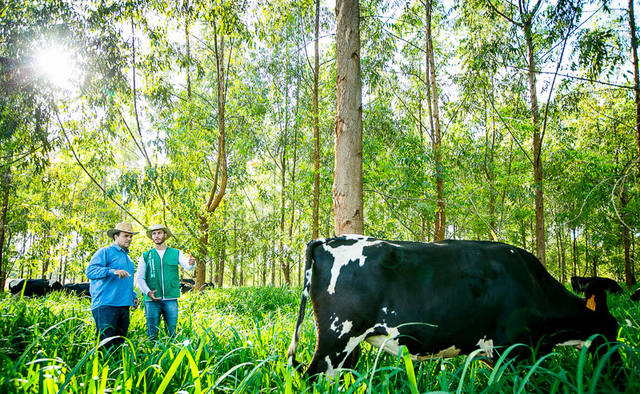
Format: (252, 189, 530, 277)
(145, 299, 178, 339)
(91, 306, 130, 349)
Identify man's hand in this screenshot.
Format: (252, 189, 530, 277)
(133, 298, 140, 310)
(147, 289, 160, 301)
(113, 269, 130, 278)
(188, 255, 196, 266)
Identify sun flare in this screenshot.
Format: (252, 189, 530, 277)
(34, 44, 81, 90)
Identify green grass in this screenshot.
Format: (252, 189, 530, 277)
(1, 287, 639, 393)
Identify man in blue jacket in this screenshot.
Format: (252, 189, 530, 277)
(86, 222, 140, 349)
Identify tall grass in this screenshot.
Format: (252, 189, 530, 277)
(1, 287, 639, 393)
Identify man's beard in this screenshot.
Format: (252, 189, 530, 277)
(154, 240, 165, 245)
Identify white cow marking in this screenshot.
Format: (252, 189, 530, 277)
(476, 337, 494, 358)
(558, 339, 586, 349)
(302, 268, 313, 297)
(329, 315, 354, 338)
(324, 356, 337, 377)
(382, 307, 388, 313)
(325, 237, 395, 294)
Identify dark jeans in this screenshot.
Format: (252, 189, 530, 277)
(91, 306, 130, 350)
(145, 299, 178, 339)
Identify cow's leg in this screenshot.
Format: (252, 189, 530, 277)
(305, 330, 363, 380)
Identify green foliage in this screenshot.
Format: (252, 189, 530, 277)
(1, 287, 640, 392)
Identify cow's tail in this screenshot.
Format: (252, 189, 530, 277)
(287, 239, 324, 369)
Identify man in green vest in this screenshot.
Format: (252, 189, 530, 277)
(135, 224, 195, 339)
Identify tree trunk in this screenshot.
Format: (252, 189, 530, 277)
(0, 165, 10, 292)
(333, 0, 364, 236)
(312, 0, 321, 239)
(583, 227, 589, 277)
(217, 238, 225, 288)
(571, 227, 577, 277)
(622, 184, 633, 288)
(195, 214, 208, 289)
(279, 118, 290, 285)
(524, 20, 546, 266)
(629, 0, 640, 180)
(426, 0, 445, 241)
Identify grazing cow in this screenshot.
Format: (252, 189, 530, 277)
(9, 279, 55, 297)
(288, 235, 620, 378)
(62, 282, 91, 297)
(50, 281, 63, 292)
(571, 276, 623, 295)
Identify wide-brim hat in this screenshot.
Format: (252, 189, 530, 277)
(146, 224, 172, 240)
(106, 222, 139, 237)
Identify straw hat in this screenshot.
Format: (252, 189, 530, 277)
(146, 224, 173, 240)
(106, 222, 139, 237)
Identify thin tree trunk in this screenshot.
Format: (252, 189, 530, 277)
(622, 184, 633, 288)
(333, 0, 364, 236)
(312, 0, 321, 239)
(279, 116, 290, 285)
(195, 214, 209, 289)
(524, 20, 546, 266)
(629, 0, 640, 180)
(572, 227, 577, 277)
(426, 0, 445, 241)
(0, 165, 10, 292)
(583, 227, 589, 277)
(217, 237, 225, 288)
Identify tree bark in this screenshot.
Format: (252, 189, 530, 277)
(333, 0, 364, 236)
(524, 19, 546, 267)
(216, 236, 225, 288)
(195, 214, 208, 289)
(279, 118, 290, 285)
(426, 0, 445, 241)
(622, 184, 633, 288)
(629, 0, 640, 180)
(0, 165, 10, 292)
(571, 227, 577, 277)
(312, 0, 321, 239)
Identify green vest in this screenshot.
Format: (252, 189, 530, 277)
(143, 247, 181, 301)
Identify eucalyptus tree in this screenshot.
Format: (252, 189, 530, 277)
(469, 0, 591, 266)
(136, 0, 251, 288)
(334, 0, 364, 235)
(628, 0, 640, 180)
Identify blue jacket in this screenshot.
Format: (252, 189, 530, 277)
(86, 243, 137, 310)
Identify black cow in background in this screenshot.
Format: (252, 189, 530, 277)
(62, 282, 91, 297)
(9, 279, 58, 296)
(571, 276, 623, 295)
(631, 288, 640, 302)
(8, 279, 92, 297)
(179, 279, 215, 293)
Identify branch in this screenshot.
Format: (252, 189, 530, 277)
(54, 107, 145, 228)
(485, 89, 534, 166)
(485, 0, 520, 26)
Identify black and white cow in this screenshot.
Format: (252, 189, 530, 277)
(9, 279, 57, 297)
(287, 235, 620, 378)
